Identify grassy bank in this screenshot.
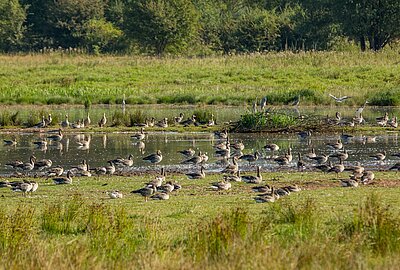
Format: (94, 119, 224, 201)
(1, 51, 400, 106)
(1, 171, 400, 269)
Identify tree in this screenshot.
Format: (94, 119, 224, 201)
(0, 0, 26, 52)
(83, 19, 123, 53)
(124, 0, 198, 55)
(336, 0, 400, 51)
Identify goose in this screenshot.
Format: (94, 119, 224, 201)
(309, 153, 329, 164)
(3, 138, 17, 146)
(178, 148, 195, 158)
(297, 153, 306, 171)
(71, 119, 82, 129)
(207, 114, 215, 126)
(328, 160, 345, 177)
(285, 148, 293, 162)
(185, 166, 206, 180)
(30, 181, 39, 194)
(158, 181, 175, 193)
(143, 150, 163, 164)
(214, 137, 230, 150)
(53, 170, 73, 184)
(47, 129, 63, 142)
(44, 114, 52, 126)
(330, 149, 349, 161)
(292, 95, 300, 107)
(47, 166, 64, 177)
(355, 100, 369, 117)
(174, 113, 184, 124)
(35, 159, 52, 170)
(341, 179, 359, 188)
(315, 161, 332, 173)
(340, 131, 354, 141)
(275, 187, 291, 197)
(77, 165, 92, 177)
(376, 112, 389, 122)
(214, 130, 228, 139)
(362, 135, 377, 144)
(215, 148, 231, 159)
(231, 140, 245, 151)
(254, 187, 276, 203)
(274, 155, 289, 166)
(370, 150, 386, 161)
(361, 171, 375, 184)
(327, 112, 341, 125)
(263, 143, 279, 155)
(151, 192, 170, 200)
(112, 154, 134, 167)
(260, 96, 267, 111)
(242, 166, 262, 184)
(388, 117, 398, 128)
(389, 162, 400, 171)
(156, 118, 168, 128)
(18, 155, 36, 172)
(298, 130, 312, 139)
(231, 150, 243, 158)
(181, 152, 203, 165)
(329, 94, 351, 103)
(131, 128, 145, 140)
(284, 184, 301, 192)
(305, 148, 316, 159)
(252, 184, 272, 193)
(11, 181, 33, 196)
(105, 161, 116, 175)
(200, 152, 209, 163)
(98, 113, 107, 127)
(61, 114, 69, 128)
(239, 151, 259, 165)
(83, 113, 91, 127)
(353, 114, 364, 125)
(131, 184, 157, 202)
(108, 190, 123, 199)
(326, 139, 343, 150)
(345, 162, 365, 174)
(34, 115, 46, 128)
(210, 180, 232, 191)
(147, 168, 166, 187)
(223, 170, 241, 182)
(221, 157, 239, 174)
(180, 115, 197, 126)
(77, 136, 91, 150)
(252, 100, 258, 113)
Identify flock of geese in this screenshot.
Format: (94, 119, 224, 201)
(0, 99, 399, 203)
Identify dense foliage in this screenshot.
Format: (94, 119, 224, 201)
(1, 0, 400, 54)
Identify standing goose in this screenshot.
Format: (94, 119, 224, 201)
(370, 150, 386, 161)
(53, 170, 73, 184)
(98, 113, 107, 127)
(315, 161, 332, 173)
(239, 151, 259, 165)
(11, 181, 33, 196)
(83, 113, 91, 127)
(328, 160, 345, 177)
(131, 128, 145, 140)
(61, 114, 70, 128)
(221, 157, 239, 174)
(305, 147, 316, 159)
(309, 153, 329, 164)
(185, 166, 206, 180)
(112, 154, 134, 167)
(389, 117, 398, 128)
(143, 150, 163, 164)
(214, 129, 228, 140)
(242, 166, 262, 184)
(156, 118, 168, 128)
(297, 153, 306, 171)
(19, 156, 36, 173)
(105, 161, 116, 175)
(180, 115, 197, 126)
(131, 184, 157, 202)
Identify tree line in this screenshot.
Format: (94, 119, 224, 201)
(1, 0, 400, 55)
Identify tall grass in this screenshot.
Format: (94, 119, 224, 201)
(1, 51, 400, 105)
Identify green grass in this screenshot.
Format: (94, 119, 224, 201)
(1, 171, 400, 269)
(1, 51, 400, 106)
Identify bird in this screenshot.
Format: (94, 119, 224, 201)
(305, 148, 316, 159)
(34, 115, 46, 128)
(210, 180, 232, 191)
(223, 170, 241, 182)
(18, 155, 36, 173)
(98, 113, 107, 127)
(143, 150, 163, 164)
(260, 96, 267, 111)
(252, 184, 272, 193)
(174, 113, 184, 124)
(329, 149, 348, 161)
(53, 170, 73, 184)
(242, 166, 262, 184)
(151, 192, 170, 200)
(263, 143, 279, 156)
(297, 153, 306, 171)
(111, 154, 134, 167)
(158, 181, 175, 193)
(369, 150, 386, 161)
(361, 171, 375, 184)
(389, 117, 398, 128)
(33, 140, 48, 148)
(315, 161, 332, 173)
(284, 184, 301, 192)
(328, 160, 345, 177)
(341, 179, 359, 188)
(221, 157, 239, 174)
(131, 184, 157, 202)
(239, 151, 259, 165)
(108, 190, 123, 199)
(326, 139, 343, 150)
(61, 114, 69, 128)
(254, 187, 277, 203)
(47, 129, 63, 142)
(47, 166, 64, 177)
(208, 114, 215, 126)
(3, 138, 17, 146)
(34, 159, 52, 170)
(11, 181, 33, 196)
(185, 166, 206, 180)
(181, 152, 203, 165)
(44, 114, 52, 126)
(355, 100, 369, 117)
(231, 140, 245, 151)
(131, 128, 145, 140)
(156, 118, 168, 128)
(178, 148, 195, 158)
(329, 94, 351, 102)
(309, 153, 329, 164)
(298, 130, 312, 139)
(83, 113, 91, 127)
(292, 95, 300, 106)
(214, 130, 228, 140)
(180, 115, 197, 126)
(72, 159, 89, 172)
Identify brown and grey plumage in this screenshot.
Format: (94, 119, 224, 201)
(35, 159, 52, 170)
(210, 180, 231, 191)
(151, 192, 170, 200)
(186, 166, 205, 180)
(370, 150, 386, 161)
(98, 113, 107, 127)
(3, 138, 17, 146)
(239, 151, 259, 165)
(242, 166, 262, 184)
(181, 152, 203, 165)
(252, 184, 272, 193)
(47, 166, 64, 177)
(221, 157, 239, 174)
(143, 150, 163, 164)
(178, 148, 195, 158)
(111, 154, 134, 167)
(131, 184, 157, 202)
(53, 171, 73, 184)
(131, 128, 145, 140)
(47, 129, 63, 142)
(341, 179, 359, 187)
(326, 139, 343, 150)
(223, 170, 241, 182)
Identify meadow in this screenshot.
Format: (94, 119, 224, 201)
(1, 170, 400, 269)
(1, 51, 400, 106)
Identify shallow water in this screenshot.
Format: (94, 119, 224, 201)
(0, 130, 398, 177)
